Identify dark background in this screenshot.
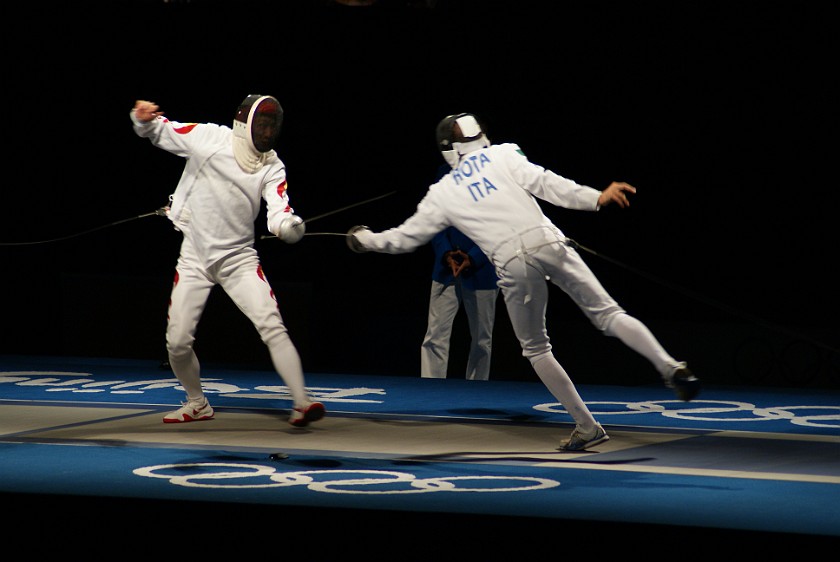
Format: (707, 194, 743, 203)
(1, 0, 837, 388)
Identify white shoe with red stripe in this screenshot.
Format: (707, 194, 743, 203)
(163, 397, 215, 423)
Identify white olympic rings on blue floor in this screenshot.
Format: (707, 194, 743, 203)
(132, 464, 561, 493)
(533, 400, 840, 428)
(3, 371, 839, 428)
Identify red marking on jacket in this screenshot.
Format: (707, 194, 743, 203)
(174, 123, 198, 134)
(276, 180, 287, 197)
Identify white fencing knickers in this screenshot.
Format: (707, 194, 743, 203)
(165, 238, 309, 406)
(496, 235, 682, 433)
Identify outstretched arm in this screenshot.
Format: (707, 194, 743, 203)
(597, 181, 636, 209)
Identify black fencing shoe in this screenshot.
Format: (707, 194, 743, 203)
(672, 366, 701, 401)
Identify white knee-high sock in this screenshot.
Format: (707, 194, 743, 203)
(531, 353, 597, 432)
(606, 313, 680, 377)
(266, 333, 309, 406)
(167, 349, 205, 401)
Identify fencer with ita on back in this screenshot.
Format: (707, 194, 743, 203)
(347, 113, 700, 452)
(130, 95, 324, 428)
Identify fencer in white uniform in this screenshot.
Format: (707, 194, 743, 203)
(131, 95, 325, 427)
(348, 113, 700, 451)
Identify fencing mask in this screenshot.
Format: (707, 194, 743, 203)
(233, 95, 283, 173)
(435, 113, 490, 169)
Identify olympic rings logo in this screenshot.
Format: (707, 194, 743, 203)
(133, 464, 560, 494)
(4, 372, 839, 429)
(533, 400, 840, 429)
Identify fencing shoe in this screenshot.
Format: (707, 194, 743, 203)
(163, 397, 214, 423)
(289, 401, 326, 427)
(561, 423, 609, 451)
(667, 364, 701, 401)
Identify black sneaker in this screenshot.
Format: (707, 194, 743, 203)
(672, 366, 701, 401)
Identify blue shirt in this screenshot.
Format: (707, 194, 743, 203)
(430, 226, 499, 290)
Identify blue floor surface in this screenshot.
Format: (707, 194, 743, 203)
(1, 354, 838, 557)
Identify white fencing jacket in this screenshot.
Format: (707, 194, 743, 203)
(356, 143, 602, 273)
(132, 111, 294, 267)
